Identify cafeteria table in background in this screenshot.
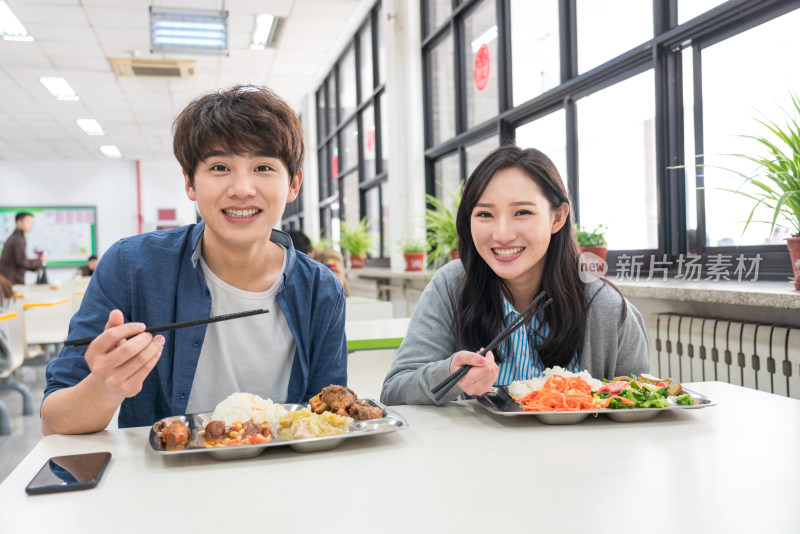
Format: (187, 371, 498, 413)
(0, 382, 797, 533)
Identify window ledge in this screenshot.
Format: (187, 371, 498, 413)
(348, 267, 435, 281)
(614, 278, 800, 309)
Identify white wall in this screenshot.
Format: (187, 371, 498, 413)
(0, 159, 195, 283)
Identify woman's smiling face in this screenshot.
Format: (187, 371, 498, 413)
(470, 166, 568, 294)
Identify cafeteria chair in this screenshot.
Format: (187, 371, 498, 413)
(0, 300, 34, 435)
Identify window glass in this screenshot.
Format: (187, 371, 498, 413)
(316, 89, 326, 143)
(327, 75, 337, 134)
(426, 0, 453, 36)
(376, 4, 386, 84)
(434, 151, 461, 207)
(318, 146, 329, 200)
(361, 104, 376, 181)
(463, 0, 499, 129)
(465, 135, 499, 180)
(576, 0, 652, 74)
(681, 47, 699, 253)
(339, 46, 358, 122)
(678, 0, 725, 25)
(429, 32, 455, 145)
(341, 171, 361, 231)
(515, 109, 568, 188)
(510, 0, 560, 106)
(359, 22, 374, 100)
(699, 11, 800, 247)
(577, 70, 657, 250)
(339, 119, 358, 175)
(365, 186, 385, 257)
(379, 95, 388, 173)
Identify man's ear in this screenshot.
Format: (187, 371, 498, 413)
(551, 202, 569, 234)
(184, 170, 196, 201)
(286, 168, 303, 203)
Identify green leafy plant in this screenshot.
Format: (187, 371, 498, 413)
(311, 234, 332, 251)
(425, 186, 461, 266)
(574, 224, 607, 247)
(715, 93, 800, 237)
(339, 217, 375, 257)
(398, 236, 427, 253)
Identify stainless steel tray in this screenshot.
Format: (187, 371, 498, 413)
(149, 400, 408, 460)
(475, 386, 716, 425)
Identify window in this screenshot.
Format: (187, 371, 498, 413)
(307, 3, 389, 263)
(576, 0, 652, 74)
(577, 71, 657, 250)
(462, 0, 498, 129)
(422, 1, 799, 279)
(510, 0, 560, 106)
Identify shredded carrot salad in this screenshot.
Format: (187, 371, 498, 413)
(513, 375, 599, 411)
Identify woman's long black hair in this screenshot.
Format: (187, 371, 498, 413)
(455, 145, 587, 367)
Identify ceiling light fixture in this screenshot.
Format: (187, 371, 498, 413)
(40, 77, 80, 101)
(77, 119, 105, 136)
(0, 1, 33, 41)
(250, 13, 283, 50)
(150, 7, 228, 55)
(100, 145, 122, 158)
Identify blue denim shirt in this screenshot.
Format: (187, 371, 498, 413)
(44, 223, 348, 428)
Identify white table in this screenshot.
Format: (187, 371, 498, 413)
(0, 382, 798, 533)
(345, 317, 409, 351)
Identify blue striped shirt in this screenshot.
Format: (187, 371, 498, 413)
(495, 294, 579, 385)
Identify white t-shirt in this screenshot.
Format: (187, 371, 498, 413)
(185, 246, 296, 413)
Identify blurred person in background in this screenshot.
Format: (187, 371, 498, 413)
(0, 212, 45, 285)
(77, 255, 98, 277)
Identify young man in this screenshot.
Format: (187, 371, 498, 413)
(0, 212, 45, 285)
(42, 85, 348, 434)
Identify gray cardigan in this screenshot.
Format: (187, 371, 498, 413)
(380, 260, 650, 405)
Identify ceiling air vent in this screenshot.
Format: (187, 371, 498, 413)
(108, 58, 197, 78)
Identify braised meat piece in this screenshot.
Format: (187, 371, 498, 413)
(204, 420, 226, 439)
(160, 419, 190, 449)
(347, 400, 384, 421)
(309, 385, 358, 416)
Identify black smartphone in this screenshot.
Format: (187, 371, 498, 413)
(25, 452, 111, 495)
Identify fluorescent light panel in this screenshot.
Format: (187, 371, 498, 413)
(100, 145, 121, 158)
(250, 14, 277, 50)
(0, 1, 33, 41)
(77, 119, 104, 136)
(40, 77, 79, 101)
(150, 7, 228, 54)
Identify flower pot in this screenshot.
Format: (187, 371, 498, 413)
(349, 255, 366, 269)
(580, 245, 607, 261)
(787, 236, 800, 291)
(449, 249, 460, 260)
(404, 252, 426, 271)
(579, 245, 607, 277)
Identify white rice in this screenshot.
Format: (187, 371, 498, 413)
(211, 392, 287, 431)
(506, 366, 604, 397)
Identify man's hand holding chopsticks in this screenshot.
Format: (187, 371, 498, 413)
(85, 310, 165, 400)
(448, 349, 499, 396)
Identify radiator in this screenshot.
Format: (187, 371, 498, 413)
(648, 313, 800, 400)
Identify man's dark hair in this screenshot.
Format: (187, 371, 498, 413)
(15, 212, 32, 223)
(88, 255, 98, 261)
(287, 230, 313, 254)
(173, 85, 304, 185)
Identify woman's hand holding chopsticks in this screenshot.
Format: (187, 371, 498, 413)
(447, 349, 499, 396)
(84, 310, 164, 400)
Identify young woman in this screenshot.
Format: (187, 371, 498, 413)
(380, 145, 649, 405)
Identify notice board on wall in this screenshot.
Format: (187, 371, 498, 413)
(0, 206, 97, 266)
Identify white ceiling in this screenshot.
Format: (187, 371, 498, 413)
(0, 0, 365, 162)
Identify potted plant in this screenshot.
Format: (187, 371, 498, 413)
(425, 187, 460, 267)
(339, 218, 374, 269)
(716, 94, 800, 289)
(574, 223, 608, 261)
(398, 236, 427, 271)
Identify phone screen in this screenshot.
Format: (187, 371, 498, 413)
(25, 452, 111, 495)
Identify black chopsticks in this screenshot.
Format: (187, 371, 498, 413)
(430, 292, 552, 401)
(64, 308, 270, 347)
